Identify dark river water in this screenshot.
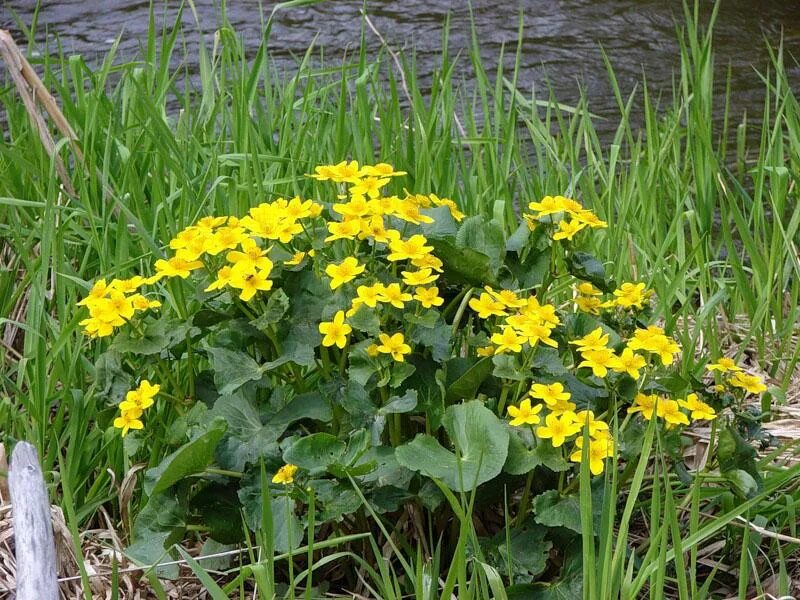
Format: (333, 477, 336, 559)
(2, 1, 800, 134)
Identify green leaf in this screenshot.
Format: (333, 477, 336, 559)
(204, 344, 264, 395)
(408, 313, 452, 363)
(144, 420, 227, 496)
(379, 389, 418, 415)
(568, 251, 610, 291)
(238, 475, 304, 552)
(389, 361, 416, 388)
(456, 215, 506, 273)
(347, 305, 382, 335)
(284, 433, 347, 470)
(445, 357, 493, 402)
(421, 205, 459, 238)
(493, 354, 527, 381)
(250, 288, 291, 329)
(127, 491, 186, 578)
(111, 318, 193, 356)
(506, 221, 531, 253)
(504, 430, 570, 475)
(430, 238, 497, 286)
(484, 518, 551, 581)
(190, 484, 244, 544)
(94, 351, 132, 403)
(532, 490, 582, 533)
(396, 400, 509, 491)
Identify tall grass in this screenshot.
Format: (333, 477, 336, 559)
(1, 1, 799, 597)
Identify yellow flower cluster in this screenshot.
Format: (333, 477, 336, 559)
(470, 288, 559, 355)
(570, 327, 648, 379)
(706, 357, 768, 394)
(507, 382, 615, 475)
(627, 392, 716, 428)
(78, 278, 161, 338)
(524, 195, 608, 241)
(573, 281, 653, 315)
(113, 380, 159, 437)
(626, 325, 681, 366)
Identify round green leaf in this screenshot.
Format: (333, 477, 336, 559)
(396, 400, 509, 491)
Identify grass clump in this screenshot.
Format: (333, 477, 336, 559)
(1, 2, 799, 598)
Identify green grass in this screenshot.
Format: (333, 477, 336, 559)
(1, 1, 799, 597)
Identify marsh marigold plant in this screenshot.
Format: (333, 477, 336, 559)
(76, 162, 770, 584)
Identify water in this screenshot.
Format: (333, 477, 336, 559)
(2, 1, 800, 133)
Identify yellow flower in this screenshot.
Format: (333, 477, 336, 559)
(359, 215, 393, 243)
(513, 321, 558, 348)
(114, 407, 144, 437)
(129, 294, 161, 311)
(411, 253, 444, 273)
(507, 399, 543, 426)
(401, 268, 438, 286)
(121, 380, 160, 411)
(353, 284, 384, 309)
(310, 160, 360, 182)
(153, 256, 204, 279)
(552, 219, 587, 241)
(626, 327, 679, 365)
(476, 345, 495, 357)
(491, 326, 524, 354)
(109, 276, 145, 294)
(575, 295, 603, 315)
(573, 210, 608, 229)
(530, 383, 576, 414)
(284, 251, 306, 266)
(349, 176, 390, 199)
(575, 282, 602, 296)
(429, 194, 465, 221)
(647, 335, 681, 366)
(325, 257, 365, 290)
(284, 196, 317, 220)
(77, 279, 110, 306)
(536, 413, 581, 447)
(319, 310, 352, 349)
(325, 219, 362, 242)
(657, 399, 689, 428)
(359, 163, 406, 178)
(366, 343, 381, 357)
(376, 332, 412, 362)
(613, 282, 650, 310)
(204, 226, 248, 255)
(706, 357, 742, 373)
(414, 286, 443, 308)
(485, 286, 527, 309)
(468, 293, 508, 319)
(272, 464, 299, 485)
(226, 238, 273, 272)
(608, 348, 647, 380)
(574, 410, 610, 438)
(229, 268, 273, 301)
(379, 283, 412, 308)
(570, 436, 614, 475)
(729, 372, 767, 394)
(205, 266, 234, 292)
(578, 348, 616, 378)
(393, 200, 434, 224)
(627, 393, 659, 420)
(678, 393, 717, 421)
(529, 382, 571, 405)
(387, 235, 433, 261)
(527, 195, 575, 217)
(569, 328, 610, 353)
